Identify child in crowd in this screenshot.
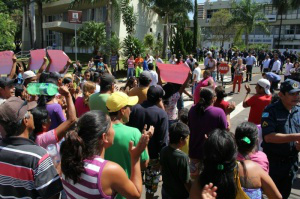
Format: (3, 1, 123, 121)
(136, 61, 143, 78)
(160, 122, 191, 199)
(127, 55, 135, 79)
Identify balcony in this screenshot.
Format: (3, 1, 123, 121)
(43, 21, 82, 33)
(266, 15, 277, 22)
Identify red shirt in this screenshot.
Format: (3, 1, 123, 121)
(214, 99, 229, 114)
(246, 94, 271, 125)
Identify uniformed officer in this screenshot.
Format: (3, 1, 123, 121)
(261, 79, 300, 199)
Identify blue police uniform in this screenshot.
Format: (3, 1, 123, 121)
(262, 100, 300, 199)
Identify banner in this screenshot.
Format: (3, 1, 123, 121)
(0, 51, 14, 74)
(30, 49, 46, 70)
(156, 63, 190, 84)
(47, 50, 69, 72)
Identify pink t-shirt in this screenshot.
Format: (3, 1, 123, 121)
(35, 129, 60, 151)
(194, 77, 215, 104)
(75, 96, 90, 117)
(237, 151, 269, 173)
(127, 59, 135, 68)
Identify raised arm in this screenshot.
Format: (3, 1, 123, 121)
(36, 57, 48, 80)
(8, 55, 17, 79)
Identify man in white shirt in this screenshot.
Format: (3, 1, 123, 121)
(204, 52, 212, 68)
(245, 52, 257, 82)
(192, 62, 201, 94)
(155, 55, 164, 64)
(147, 54, 155, 64)
(271, 55, 281, 74)
(262, 55, 271, 72)
(148, 63, 158, 86)
(284, 58, 293, 80)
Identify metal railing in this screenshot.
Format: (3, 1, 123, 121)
(15, 51, 31, 59)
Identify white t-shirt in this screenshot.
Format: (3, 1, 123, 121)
(271, 60, 281, 72)
(262, 59, 270, 69)
(156, 58, 164, 64)
(193, 67, 201, 83)
(285, 63, 294, 76)
(149, 70, 158, 86)
(147, 56, 155, 64)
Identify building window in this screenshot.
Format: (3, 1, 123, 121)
(296, 25, 300, 34)
(150, 28, 152, 32)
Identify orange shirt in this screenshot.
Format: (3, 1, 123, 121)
(135, 58, 144, 66)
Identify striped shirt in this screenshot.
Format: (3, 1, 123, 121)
(0, 137, 63, 199)
(62, 156, 116, 199)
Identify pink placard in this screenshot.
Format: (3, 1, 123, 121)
(47, 50, 69, 72)
(157, 63, 190, 84)
(0, 51, 14, 74)
(30, 49, 46, 70)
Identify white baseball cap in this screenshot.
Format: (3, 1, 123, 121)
(257, 79, 271, 95)
(23, 70, 36, 80)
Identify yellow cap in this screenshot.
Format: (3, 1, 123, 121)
(106, 92, 139, 112)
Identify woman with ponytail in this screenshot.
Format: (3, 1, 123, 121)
(188, 87, 227, 176)
(75, 81, 96, 117)
(60, 110, 150, 199)
(190, 129, 282, 199)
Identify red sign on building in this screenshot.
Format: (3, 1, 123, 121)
(68, 10, 82, 24)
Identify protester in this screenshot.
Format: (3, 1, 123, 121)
(235, 122, 269, 173)
(262, 55, 271, 72)
(194, 70, 215, 104)
(261, 79, 300, 199)
(243, 79, 271, 125)
(156, 54, 164, 64)
(271, 55, 281, 74)
(188, 88, 227, 176)
(160, 122, 191, 199)
(60, 110, 150, 199)
(143, 56, 149, 71)
(0, 97, 63, 198)
(0, 77, 16, 105)
(105, 92, 153, 199)
(75, 81, 95, 117)
(127, 55, 135, 79)
(23, 57, 48, 86)
(148, 63, 158, 86)
(284, 58, 293, 80)
(128, 85, 169, 199)
(135, 54, 144, 67)
(262, 72, 281, 93)
(192, 62, 201, 94)
(245, 52, 257, 82)
(189, 129, 282, 199)
(136, 61, 144, 78)
(129, 71, 152, 104)
(89, 73, 115, 114)
(110, 52, 118, 76)
(207, 56, 217, 82)
(231, 58, 246, 94)
(231, 52, 239, 82)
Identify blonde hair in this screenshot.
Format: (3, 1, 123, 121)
(83, 81, 96, 105)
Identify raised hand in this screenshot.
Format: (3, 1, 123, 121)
(202, 183, 217, 199)
(245, 84, 251, 94)
(142, 124, 154, 138)
(129, 134, 149, 160)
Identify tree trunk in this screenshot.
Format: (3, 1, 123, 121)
(193, 0, 198, 53)
(37, 1, 44, 48)
(27, 1, 33, 49)
(30, 1, 37, 49)
(277, 13, 283, 48)
(162, 13, 169, 59)
(106, 1, 112, 65)
(245, 30, 249, 46)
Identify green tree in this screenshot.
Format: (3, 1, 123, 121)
(210, 9, 235, 47)
(143, 0, 193, 58)
(122, 35, 144, 59)
(228, 0, 269, 46)
(73, 21, 106, 53)
(121, 0, 137, 35)
(0, 13, 17, 50)
(272, 0, 300, 47)
(144, 34, 154, 52)
(104, 33, 121, 55)
(193, 0, 198, 52)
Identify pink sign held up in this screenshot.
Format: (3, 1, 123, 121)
(156, 62, 190, 84)
(47, 50, 69, 72)
(0, 51, 14, 74)
(30, 49, 46, 70)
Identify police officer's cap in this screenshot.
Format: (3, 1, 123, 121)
(280, 79, 300, 94)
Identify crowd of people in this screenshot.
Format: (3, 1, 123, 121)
(0, 46, 299, 199)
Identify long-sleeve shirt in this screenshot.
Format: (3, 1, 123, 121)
(245, 56, 257, 65)
(262, 59, 271, 69)
(271, 60, 281, 73)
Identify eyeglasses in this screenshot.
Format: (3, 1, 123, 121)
(17, 100, 28, 119)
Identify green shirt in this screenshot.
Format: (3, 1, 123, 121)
(105, 123, 149, 199)
(160, 146, 190, 198)
(88, 93, 110, 114)
(135, 67, 143, 77)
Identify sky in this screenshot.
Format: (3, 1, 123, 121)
(188, 0, 207, 19)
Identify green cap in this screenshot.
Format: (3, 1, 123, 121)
(27, 83, 58, 96)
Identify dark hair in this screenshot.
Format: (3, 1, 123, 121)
(15, 84, 24, 98)
(235, 122, 258, 156)
(63, 77, 72, 85)
(200, 129, 237, 199)
(148, 63, 154, 70)
(139, 78, 151, 87)
(39, 72, 50, 83)
(169, 122, 190, 144)
(271, 93, 280, 104)
(195, 88, 214, 116)
(162, 83, 181, 103)
(60, 111, 111, 184)
(178, 108, 189, 124)
(215, 86, 227, 100)
(93, 72, 100, 82)
(30, 107, 49, 141)
(84, 70, 91, 75)
(125, 77, 137, 89)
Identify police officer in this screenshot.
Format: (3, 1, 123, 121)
(261, 79, 300, 199)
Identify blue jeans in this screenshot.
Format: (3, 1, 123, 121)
(211, 71, 217, 82)
(127, 68, 134, 79)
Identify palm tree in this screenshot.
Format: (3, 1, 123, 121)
(143, 0, 193, 58)
(193, 0, 198, 53)
(228, 0, 269, 46)
(272, 0, 300, 48)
